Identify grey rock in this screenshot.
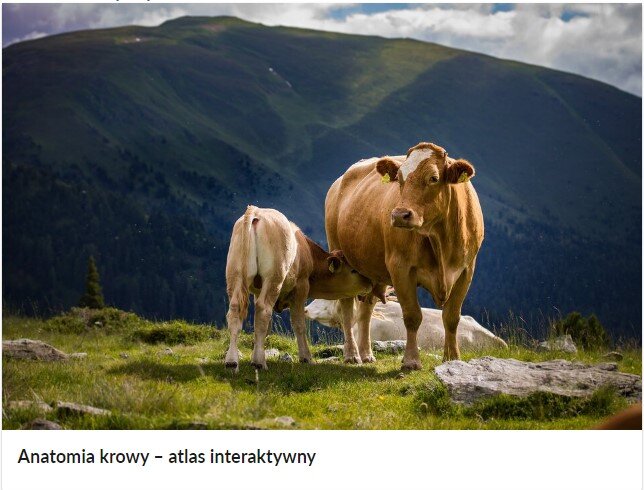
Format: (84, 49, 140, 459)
(8, 400, 53, 413)
(318, 356, 340, 363)
(119, 352, 129, 359)
(69, 352, 88, 359)
(435, 357, 642, 405)
(3, 339, 68, 361)
(538, 334, 577, 354)
(56, 401, 112, 416)
(274, 416, 296, 427)
(373, 340, 406, 353)
(23, 418, 62, 430)
(161, 347, 173, 355)
(265, 348, 280, 359)
(317, 346, 344, 358)
(279, 352, 294, 363)
(602, 351, 624, 362)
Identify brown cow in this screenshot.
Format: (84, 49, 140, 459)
(225, 205, 372, 370)
(596, 402, 642, 430)
(325, 142, 484, 369)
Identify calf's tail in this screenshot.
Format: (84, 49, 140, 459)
(229, 205, 257, 319)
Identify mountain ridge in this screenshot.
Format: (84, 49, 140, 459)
(4, 16, 641, 337)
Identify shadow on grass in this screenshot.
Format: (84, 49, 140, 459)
(108, 359, 400, 394)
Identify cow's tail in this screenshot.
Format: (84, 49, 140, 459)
(229, 205, 257, 320)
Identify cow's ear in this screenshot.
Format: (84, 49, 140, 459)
(445, 159, 475, 184)
(375, 157, 400, 183)
(327, 255, 343, 273)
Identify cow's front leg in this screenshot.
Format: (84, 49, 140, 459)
(339, 297, 361, 364)
(441, 266, 474, 361)
(391, 269, 422, 370)
(356, 296, 376, 363)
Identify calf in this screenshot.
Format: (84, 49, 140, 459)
(225, 205, 372, 370)
(305, 299, 507, 351)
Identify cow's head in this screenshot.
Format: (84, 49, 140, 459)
(376, 142, 475, 230)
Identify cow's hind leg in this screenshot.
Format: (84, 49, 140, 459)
(251, 280, 282, 370)
(340, 297, 361, 364)
(356, 296, 377, 363)
(442, 266, 475, 361)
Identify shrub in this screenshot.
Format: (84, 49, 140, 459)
(130, 321, 217, 345)
(45, 307, 146, 334)
(551, 312, 610, 350)
(466, 387, 625, 421)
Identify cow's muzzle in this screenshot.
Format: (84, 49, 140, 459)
(391, 207, 422, 228)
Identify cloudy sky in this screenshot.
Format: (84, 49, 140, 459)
(3, 3, 641, 95)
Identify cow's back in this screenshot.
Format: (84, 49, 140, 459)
(325, 156, 406, 283)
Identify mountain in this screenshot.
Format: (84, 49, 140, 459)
(3, 16, 641, 338)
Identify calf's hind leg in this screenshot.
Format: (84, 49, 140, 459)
(251, 280, 282, 370)
(225, 286, 246, 371)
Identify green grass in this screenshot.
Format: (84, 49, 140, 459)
(2, 312, 641, 430)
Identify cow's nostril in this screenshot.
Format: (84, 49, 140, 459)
(402, 211, 412, 220)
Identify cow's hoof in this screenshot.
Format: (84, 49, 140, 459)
(344, 355, 362, 365)
(225, 361, 238, 370)
(251, 362, 268, 370)
(299, 357, 314, 364)
(361, 354, 376, 363)
(401, 359, 422, 371)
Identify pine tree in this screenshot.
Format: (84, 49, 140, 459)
(78, 255, 105, 309)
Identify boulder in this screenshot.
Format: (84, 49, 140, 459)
(317, 346, 344, 358)
(538, 334, 577, 354)
(435, 357, 642, 405)
(279, 353, 294, 363)
(274, 416, 296, 427)
(8, 400, 53, 413)
(318, 356, 340, 363)
(3, 339, 68, 361)
(56, 402, 112, 416)
(22, 418, 62, 430)
(602, 351, 624, 362)
(265, 348, 280, 359)
(372, 340, 406, 353)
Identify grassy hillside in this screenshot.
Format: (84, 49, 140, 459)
(3, 312, 641, 430)
(3, 16, 641, 336)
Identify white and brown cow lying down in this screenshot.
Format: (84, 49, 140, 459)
(225, 205, 372, 370)
(326, 141, 484, 368)
(304, 298, 507, 351)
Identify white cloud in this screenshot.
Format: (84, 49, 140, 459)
(3, 3, 641, 95)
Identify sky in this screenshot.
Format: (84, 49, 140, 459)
(2, 3, 642, 96)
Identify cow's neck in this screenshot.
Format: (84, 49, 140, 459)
(422, 186, 469, 304)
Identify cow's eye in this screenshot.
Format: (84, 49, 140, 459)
(429, 175, 439, 183)
(351, 269, 358, 274)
